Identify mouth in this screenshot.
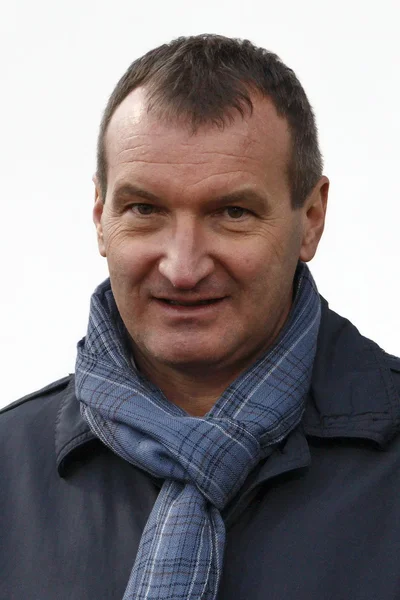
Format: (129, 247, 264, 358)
(157, 298, 225, 307)
(152, 296, 228, 316)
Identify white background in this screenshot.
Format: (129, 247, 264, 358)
(0, 0, 399, 408)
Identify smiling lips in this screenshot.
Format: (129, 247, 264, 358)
(155, 297, 226, 307)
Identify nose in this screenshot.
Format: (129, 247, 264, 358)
(158, 216, 214, 289)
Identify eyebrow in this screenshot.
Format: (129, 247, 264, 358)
(112, 184, 161, 203)
(210, 190, 270, 211)
(112, 183, 270, 211)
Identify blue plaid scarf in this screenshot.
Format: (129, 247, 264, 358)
(75, 262, 320, 600)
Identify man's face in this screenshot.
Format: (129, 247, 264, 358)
(94, 88, 327, 374)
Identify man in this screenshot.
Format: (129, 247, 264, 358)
(1, 34, 399, 600)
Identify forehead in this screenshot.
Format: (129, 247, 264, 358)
(104, 87, 291, 196)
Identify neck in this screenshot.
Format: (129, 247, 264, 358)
(132, 355, 245, 416)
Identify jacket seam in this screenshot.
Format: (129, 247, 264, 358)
(0, 375, 72, 416)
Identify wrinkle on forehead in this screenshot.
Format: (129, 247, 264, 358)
(107, 129, 261, 169)
(113, 147, 264, 169)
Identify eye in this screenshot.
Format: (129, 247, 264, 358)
(130, 203, 156, 215)
(224, 206, 249, 219)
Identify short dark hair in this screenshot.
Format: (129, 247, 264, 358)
(96, 34, 323, 208)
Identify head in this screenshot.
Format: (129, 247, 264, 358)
(93, 34, 328, 380)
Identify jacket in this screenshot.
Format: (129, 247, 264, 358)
(1, 297, 400, 599)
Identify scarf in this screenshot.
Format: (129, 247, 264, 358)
(75, 262, 321, 600)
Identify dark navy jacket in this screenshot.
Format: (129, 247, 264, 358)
(1, 298, 400, 599)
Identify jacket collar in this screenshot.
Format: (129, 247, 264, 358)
(55, 297, 400, 475)
(55, 378, 97, 475)
(303, 297, 400, 445)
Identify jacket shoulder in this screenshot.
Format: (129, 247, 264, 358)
(383, 351, 400, 396)
(383, 351, 400, 373)
(0, 375, 73, 417)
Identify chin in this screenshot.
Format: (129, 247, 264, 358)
(133, 326, 244, 371)
(157, 348, 220, 368)
(144, 339, 226, 369)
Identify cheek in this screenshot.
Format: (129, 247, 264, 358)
(231, 235, 298, 302)
(106, 238, 157, 290)
(227, 251, 273, 312)
(232, 240, 274, 280)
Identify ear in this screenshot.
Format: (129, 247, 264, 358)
(92, 175, 106, 257)
(299, 176, 329, 262)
